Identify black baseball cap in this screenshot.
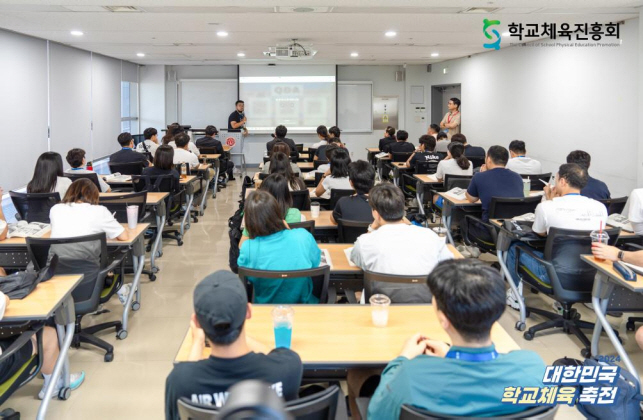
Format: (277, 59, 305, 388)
(193, 270, 248, 339)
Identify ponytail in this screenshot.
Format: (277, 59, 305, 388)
(317, 125, 329, 141)
(448, 142, 470, 170)
(456, 156, 470, 171)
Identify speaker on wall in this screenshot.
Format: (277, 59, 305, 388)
(427, 64, 432, 73)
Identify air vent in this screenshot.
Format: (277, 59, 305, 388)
(274, 6, 333, 13)
(460, 7, 500, 14)
(103, 6, 142, 12)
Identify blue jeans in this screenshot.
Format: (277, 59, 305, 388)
(505, 242, 550, 286)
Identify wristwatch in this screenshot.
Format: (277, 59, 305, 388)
(618, 251, 625, 261)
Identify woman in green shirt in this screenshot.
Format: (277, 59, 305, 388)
(242, 174, 302, 237)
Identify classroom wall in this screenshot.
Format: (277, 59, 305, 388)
(140, 65, 166, 131)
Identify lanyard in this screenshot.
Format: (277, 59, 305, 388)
(122, 147, 132, 151)
(70, 168, 83, 171)
(445, 349, 498, 362)
(447, 111, 459, 123)
(564, 193, 580, 196)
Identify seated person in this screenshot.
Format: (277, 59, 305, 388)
(435, 142, 472, 182)
(505, 140, 542, 175)
(162, 123, 181, 145)
(313, 137, 342, 162)
(406, 135, 442, 171)
(135, 127, 160, 157)
(311, 125, 329, 149)
(450, 133, 485, 158)
(65, 148, 111, 192)
(566, 150, 611, 200)
(426, 123, 440, 140)
(505, 163, 608, 307)
(434, 131, 449, 153)
(314, 143, 339, 174)
(142, 146, 181, 193)
(172, 133, 200, 170)
(367, 259, 546, 419)
(267, 152, 306, 192)
(0, 289, 85, 399)
(168, 134, 200, 156)
(27, 152, 73, 199)
(384, 130, 415, 156)
(238, 191, 321, 303)
(331, 160, 375, 224)
(110, 132, 150, 168)
(196, 125, 235, 180)
(243, 174, 303, 237)
(351, 184, 452, 302)
(164, 270, 303, 420)
(314, 147, 352, 199)
(627, 188, 643, 235)
(266, 125, 298, 161)
(378, 126, 396, 152)
(260, 143, 301, 177)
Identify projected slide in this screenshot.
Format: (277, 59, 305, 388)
(239, 65, 336, 133)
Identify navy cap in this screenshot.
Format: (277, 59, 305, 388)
(193, 270, 248, 339)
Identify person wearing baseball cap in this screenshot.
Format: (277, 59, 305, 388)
(164, 270, 303, 420)
(196, 125, 236, 182)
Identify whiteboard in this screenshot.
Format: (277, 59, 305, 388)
(179, 79, 238, 129)
(338, 82, 372, 133)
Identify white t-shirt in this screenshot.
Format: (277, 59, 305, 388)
(319, 176, 352, 199)
(435, 158, 473, 181)
(136, 140, 159, 156)
(0, 219, 6, 236)
(532, 194, 608, 235)
(0, 291, 6, 325)
(506, 157, 543, 175)
(351, 223, 453, 275)
(55, 176, 72, 200)
(173, 148, 200, 169)
(169, 141, 200, 156)
(311, 140, 328, 149)
(627, 188, 643, 234)
(50, 202, 125, 239)
(65, 169, 110, 193)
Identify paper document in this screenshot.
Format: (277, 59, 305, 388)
(320, 248, 333, 269)
(7, 221, 50, 238)
(608, 214, 634, 232)
(444, 187, 466, 201)
(513, 213, 536, 222)
(344, 247, 357, 267)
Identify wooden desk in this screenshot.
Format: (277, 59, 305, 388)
(0, 224, 149, 247)
(297, 162, 314, 172)
(196, 163, 212, 171)
(413, 174, 440, 184)
(199, 154, 221, 161)
(301, 211, 335, 229)
(104, 174, 197, 186)
(99, 191, 168, 206)
(245, 187, 315, 200)
(366, 147, 380, 163)
(175, 305, 520, 367)
(223, 145, 231, 152)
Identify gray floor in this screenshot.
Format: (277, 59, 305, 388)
(2, 177, 641, 419)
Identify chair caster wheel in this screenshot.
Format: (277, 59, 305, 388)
(155, 251, 163, 258)
(580, 348, 591, 358)
(515, 322, 526, 331)
(117, 329, 128, 340)
(152, 266, 160, 273)
(626, 321, 635, 331)
(132, 301, 141, 311)
(58, 387, 71, 400)
(145, 245, 152, 253)
(178, 240, 184, 246)
(104, 352, 114, 363)
(523, 331, 534, 340)
(149, 274, 157, 281)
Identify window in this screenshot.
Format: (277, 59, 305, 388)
(121, 81, 139, 133)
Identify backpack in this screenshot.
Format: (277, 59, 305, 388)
(228, 202, 244, 274)
(0, 254, 58, 299)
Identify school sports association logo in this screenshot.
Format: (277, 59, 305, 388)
(483, 18, 501, 50)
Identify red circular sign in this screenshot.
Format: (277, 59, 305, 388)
(225, 136, 236, 147)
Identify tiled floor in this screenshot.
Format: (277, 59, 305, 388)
(2, 177, 641, 419)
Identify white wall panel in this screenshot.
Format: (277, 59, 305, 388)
(91, 54, 122, 159)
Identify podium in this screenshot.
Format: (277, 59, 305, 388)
(221, 130, 246, 176)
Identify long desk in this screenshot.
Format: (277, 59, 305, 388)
(3, 275, 83, 418)
(413, 174, 442, 218)
(175, 305, 520, 372)
(366, 147, 380, 164)
(244, 187, 316, 200)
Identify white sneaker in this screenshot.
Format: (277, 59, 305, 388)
(456, 245, 472, 258)
(38, 371, 85, 399)
(117, 284, 131, 306)
(467, 246, 482, 258)
(506, 283, 523, 311)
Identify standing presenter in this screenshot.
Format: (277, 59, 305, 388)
(439, 97, 461, 140)
(228, 100, 248, 136)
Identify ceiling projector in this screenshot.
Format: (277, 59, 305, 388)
(263, 40, 317, 60)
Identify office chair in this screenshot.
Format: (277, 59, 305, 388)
(238, 266, 333, 304)
(64, 172, 102, 190)
(295, 144, 304, 153)
(468, 156, 486, 169)
(443, 174, 472, 191)
(462, 196, 542, 254)
(197, 146, 219, 156)
(362, 270, 432, 304)
(291, 190, 312, 211)
(314, 160, 329, 170)
(514, 227, 620, 357)
(26, 233, 127, 362)
(399, 404, 558, 419)
(307, 148, 317, 162)
(520, 173, 552, 192)
(0, 325, 44, 404)
(391, 152, 413, 163)
(177, 383, 344, 420)
(314, 172, 324, 187)
(108, 161, 146, 176)
(329, 189, 354, 211)
(597, 196, 628, 216)
(9, 191, 61, 224)
(132, 174, 184, 246)
(98, 191, 148, 224)
(416, 160, 439, 175)
(337, 219, 370, 243)
(288, 220, 315, 235)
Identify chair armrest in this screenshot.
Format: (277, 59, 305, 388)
(0, 329, 37, 363)
(514, 243, 553, 272)
(335, 387, 350, 420)
(625, 243, 643, 251)
(327, 287, 337, 304)
(99, 257, 126, 280)
(463, 215, 498, 245)
(344, 289, 359, 304)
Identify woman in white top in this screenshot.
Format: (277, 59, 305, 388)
(26, 152, 72, 199)
(315, 147, 352, 199)
(435, 142, 473, 182)
(311, 125, 330, 149)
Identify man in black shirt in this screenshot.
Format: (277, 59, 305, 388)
(165, 271, 303, 420)
(314, 137, 342, 162)
(451, 133, 485, 158)
(227, 100, 247, 134)
(406, 135, 442, 173)
(566, 150, 611, 200)
(384, 130, 415, 156)
(266, 125, 298, 161)
(109, 132, 150, 167)
(378, 126, 396, 152)
(332, 160, 375, 224)
(197, 125, 235, 180)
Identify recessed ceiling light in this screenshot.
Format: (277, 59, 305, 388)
(217, 31, 228, 37)
(136, 53, 145, 57)
(350, 52, 359, 57)
(502, 32, 510, 37)
(70, 30, 84, 36)
(431, 52, 439, 57)
(385, 31, 397, 37)
(237, 52, 245, 57)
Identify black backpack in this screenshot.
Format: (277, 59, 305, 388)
(228, 202, 244, 274)
(0, 254, 58, 299)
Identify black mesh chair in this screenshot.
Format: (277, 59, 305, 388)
(292, 190, 312, 211)
(329, 189, 354, 211)
(26, 233, 126, 362)
(288, 220, 315, 235)
(443, 174, 472, 191)
(399, 404, 558, 420)
(514, 227, 620, 357)
(391, 152, 413, 163)
(64, 172, 102, 190)
(468, 156, 486, 169)
(0, 325, 44, 404)
(108, 161, 145, 176)
(362, 270, 432, 304)
(9, 191, 61, 223)
(337, 219, 370, 243)
(132, 174, 184, 246)
(462, 196, 542, 254)
(98, 191, 148, 224)
(521, 173, 552, 192)
(597, 196, 628, 216)
(314, 160, 329, 170)
(197, 146, 219, 156)
(314, 172, 324, 186)
(238, 266, 333, 304)
(416, 160, 438, 175)
(307, 148, 317, 162)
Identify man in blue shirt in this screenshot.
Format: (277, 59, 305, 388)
(566, 150, 611, 200)
(368, 259, 546, 420)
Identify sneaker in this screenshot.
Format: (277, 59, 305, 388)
(467, 246, 482, 258)
(456, 245, 472, 258)
(506, 283, 523, 311)
(117, 284, 131, 305)
(38, 371, 85, 399)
